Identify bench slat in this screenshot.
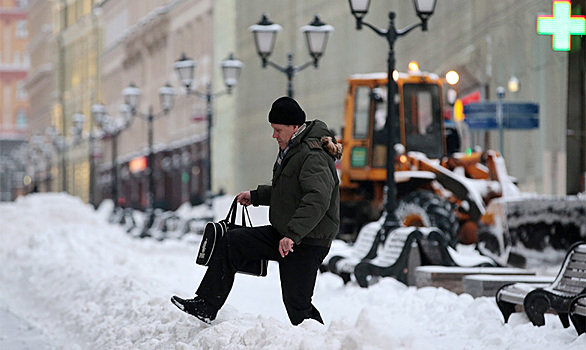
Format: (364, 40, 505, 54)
(562, 269, 586, 280)
(557, 277, 586, 287)
(553, 283, 585, 295)
(573, 296, 586, 317)
(574, 303, 586, 316)
(571, 254, 586, 263)
(568, 261, 586, 270)
(498, 283, 537, 304)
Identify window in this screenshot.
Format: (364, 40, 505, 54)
(403, 86, 436, 135)
(17, 81, 27, 100)
(402, 83, 443, 158)
(353, 86, 371, 139)
(371, 87, 388, 168)
(16, 110, 28, 130)
(16, 21, 28, 39)
(17, 0, 28, 8)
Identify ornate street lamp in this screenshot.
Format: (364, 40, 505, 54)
(71, 113, 85, 139)
(173, 54, 196, 92)
(158, 83, 176, 114)
(123, 82, 176, 236)
(122, 83, 142, 112)
(348, 0, 438, 231)
(220, 53, 244, 91)
(92, 102, 135, 209)
(45, 111, 85, 193)
(301, 15, 334, 66)
(91, 103, 107, 125)
(249, 14, 282, 65)
(249, 13, 333, 97)
(174, 52, 242, 207)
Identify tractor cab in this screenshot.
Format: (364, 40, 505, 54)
(341, 69, 448, 185)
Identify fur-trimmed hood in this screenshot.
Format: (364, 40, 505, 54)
(295, 119, 343, 160)
(320, 136, 343, 160)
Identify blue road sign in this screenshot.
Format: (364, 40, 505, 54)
(463, 102, 539, 130)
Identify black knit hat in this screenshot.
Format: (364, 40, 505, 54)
(268, 96, 306, 125)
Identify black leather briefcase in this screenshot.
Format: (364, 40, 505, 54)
(195, 197, 268, 277)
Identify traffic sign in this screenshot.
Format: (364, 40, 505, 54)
(463, 102, 539, 130)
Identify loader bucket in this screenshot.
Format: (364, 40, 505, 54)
(477, 194, 586, 266)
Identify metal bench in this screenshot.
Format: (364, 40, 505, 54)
(418, 227, 497, 267)
(352, 226, 498, 288)
(496, 242, 586, 327)
(353, 227, 426, 287)
(327, 220, 383, 284)
(569, 294, 586, 335)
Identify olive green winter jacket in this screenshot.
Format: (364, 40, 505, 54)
(250, 119, 341, 248)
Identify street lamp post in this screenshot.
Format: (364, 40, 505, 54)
(45, 114, 85, 193)
(30, 135, 45, 190)
(249, 14, 334, 98)
(123, 83, 176, 233)
(30, 140, 54, 192)
(348, 0, 437, 231)
(496, 86, 506, 156)
(91, 103, 133, 208)
(45, 126, 64, 190)
(42, 143, 53, 192)
(88, 130, 96, 206)
(174, 53, 243, 206)
(70, 113, 85, 192)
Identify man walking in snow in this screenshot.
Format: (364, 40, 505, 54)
(171, 96, 342, 325)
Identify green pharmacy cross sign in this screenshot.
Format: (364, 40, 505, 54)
(537, 0, 586, 51)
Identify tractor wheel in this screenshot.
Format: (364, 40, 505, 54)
(395, 190, 459, 246)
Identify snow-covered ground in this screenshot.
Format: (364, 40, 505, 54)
(0, 193, 584, 350)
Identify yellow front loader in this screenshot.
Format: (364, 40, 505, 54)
(338, 69, 585, 265)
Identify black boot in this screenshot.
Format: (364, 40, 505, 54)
(171, 295, 218, 324)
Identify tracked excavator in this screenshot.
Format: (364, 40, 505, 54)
(338, 68, 586, 266)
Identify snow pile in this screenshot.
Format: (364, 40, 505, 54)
(0, 193, 584, 349)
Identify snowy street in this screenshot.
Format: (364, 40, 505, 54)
(1, 193, 585, 349)
(0, 300, 52, 349)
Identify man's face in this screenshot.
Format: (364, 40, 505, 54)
(271, 123, 299, 150)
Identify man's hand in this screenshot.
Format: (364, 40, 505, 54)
(236, 191, 251, 207)
(279, 237, 295, 258)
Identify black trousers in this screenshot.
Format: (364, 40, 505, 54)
(196, 225, 329, 325)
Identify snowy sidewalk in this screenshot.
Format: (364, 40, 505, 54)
(0, 302, 52, 350)
(1, 194, 585, 350)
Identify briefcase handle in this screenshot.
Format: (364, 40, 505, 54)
(225, 196, 253, 227)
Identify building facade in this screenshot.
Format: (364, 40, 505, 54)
(43, 0, 101, 203)
(0, 0, 30, 201)
(23, 0, 55, 193)
(96, 0, 236, 210)
(18, 0, 585, 210)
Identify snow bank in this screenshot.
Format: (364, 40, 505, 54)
(0, 193, 584, 349)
